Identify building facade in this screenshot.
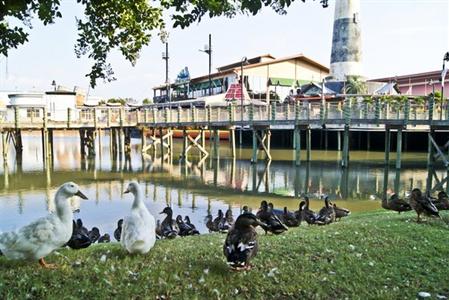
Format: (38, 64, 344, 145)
(153, 53, 329, 103)
(370, 70, 449, 96)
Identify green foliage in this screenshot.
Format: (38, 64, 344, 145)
(75, 0, 164, 87)
(142, 98, 153, 105)
(107, 98, 126, 105)
(345, 76, 367, 95)
(0, 211, 448, 299)
(1, 0, 328, 88)
(414, 96, 426, 107)
(165, 0, 329, 29)
(428, 91, 443, 103)
(363, 96, 373, 104)
(0, 0, 63, 56)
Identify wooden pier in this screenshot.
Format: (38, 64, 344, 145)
(1, 96, 449, 180)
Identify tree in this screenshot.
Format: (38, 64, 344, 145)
(1, 0, 328, 87)
(142, 98, 153, 105)
(345, 76, 367, 95)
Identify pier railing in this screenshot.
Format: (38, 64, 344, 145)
(0, 98, 446, 130)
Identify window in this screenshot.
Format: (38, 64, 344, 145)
(26, 108, 40, 118)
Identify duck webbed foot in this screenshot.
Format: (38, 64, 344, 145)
(39, 258, 57, 269)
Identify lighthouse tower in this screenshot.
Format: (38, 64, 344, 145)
(330, 0, 362, 81)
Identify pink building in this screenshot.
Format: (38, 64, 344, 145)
(370, 70, 449, 96)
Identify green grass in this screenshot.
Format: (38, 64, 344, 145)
(1, 211, 449, 299)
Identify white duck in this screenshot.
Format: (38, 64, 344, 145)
(0, 182, 88, 268)
(121, 181, 156, 254)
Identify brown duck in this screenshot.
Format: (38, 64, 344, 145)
(331, 203, 351, 220)
(433, 191, 449, 210)
(381, 194, 412, 214)
(409, 188, 439, 222)
(317, 196, 336, 225)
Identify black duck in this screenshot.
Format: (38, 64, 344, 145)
(223, 213, 266, 271)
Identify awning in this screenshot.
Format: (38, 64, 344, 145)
(268, 77, 299, 87)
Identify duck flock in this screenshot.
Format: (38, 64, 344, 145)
(0, 181, 444, 271)
(382, 188, 448, 221)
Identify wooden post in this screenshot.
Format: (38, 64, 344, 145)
(306, 126, 311, 162)
(93, 108, 98, 129)
(324, 130, 328, 150)
(395, 128, 403, 169)
(230, 127, 236, 158)
(294, 126, 301, 166)
(136, 109, 141, 124)
(107, 109, 111, 127)
(213, 128, 219, 160)
(119, 107, 124, 127)
(367, 131, 371, 151)
(341, 125, 350, 168)
(67, 108, 72, 128)
(2, 132, 7, 164)
(337, 130, 342, 151)
(384, 127, 391, 166)
(181, 128, 187, 161)
(141, 128, 146, 153)
(266, 129, 271, 161)
(48, 129, 54, 163)
(14, 106, 19, 129)
(200, 128, 206, 158)
(159, 128, 164, 157)
(251, 129, 258, 164)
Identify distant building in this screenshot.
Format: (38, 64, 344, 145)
(5, 85, 88, 121)
(153, 53, 329, 103)
(370, 70, 449, 96)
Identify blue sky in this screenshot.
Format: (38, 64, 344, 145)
(0, 0, 448, 100)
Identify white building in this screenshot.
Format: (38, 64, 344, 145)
(6, 86, 87, 121)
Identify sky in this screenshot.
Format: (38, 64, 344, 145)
(0, 0, 448, 101)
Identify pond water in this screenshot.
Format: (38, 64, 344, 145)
(0, 132, 443, 236)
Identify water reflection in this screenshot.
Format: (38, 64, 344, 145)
(0, 132, 447, 236)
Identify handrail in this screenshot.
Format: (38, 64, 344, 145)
(0, 99, 447, 129)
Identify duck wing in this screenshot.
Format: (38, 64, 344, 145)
(223, 228, 258, 268)
(0, 214, 68, 260)
(121, 212, 156, 253)
(421, 197, 439, 216)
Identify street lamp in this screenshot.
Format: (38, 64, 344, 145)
(199, 34, 212, 96)
(161, 31, 170, 104)
(442, 51, 449, 119)
(239, 56, 248, 145)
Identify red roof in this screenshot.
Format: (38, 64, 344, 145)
(225, 84, 245, 100)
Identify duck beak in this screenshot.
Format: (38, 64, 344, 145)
(159, 211, 164, 214)
(75, 190, 88, 200)
(124, 188, 130, 194)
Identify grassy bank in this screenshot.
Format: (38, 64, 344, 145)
(1, 211, 449, 299)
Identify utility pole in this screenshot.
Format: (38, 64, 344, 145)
(200, 34, 212, 96)
(162, 42, 170, 103)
